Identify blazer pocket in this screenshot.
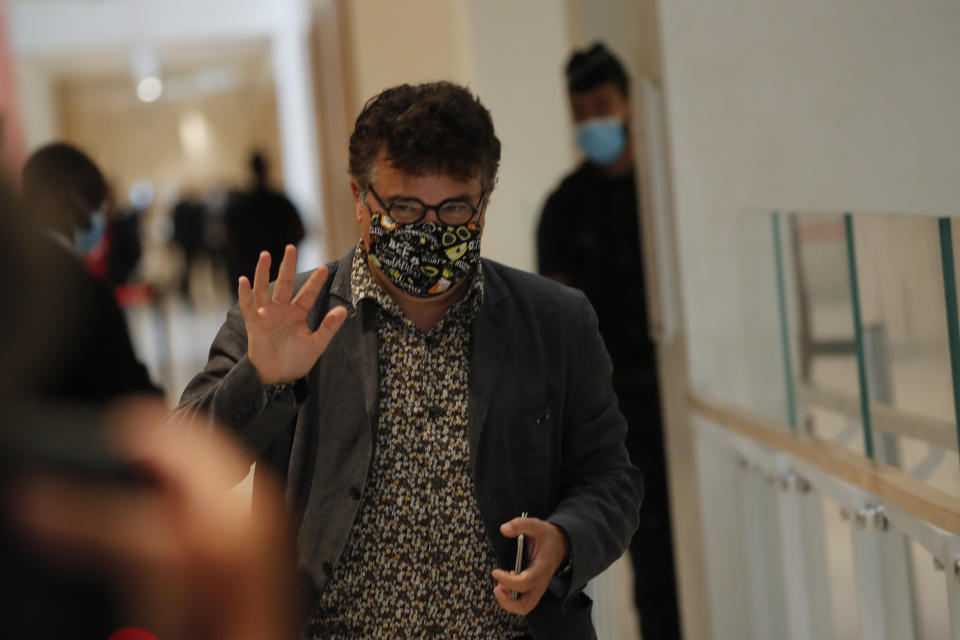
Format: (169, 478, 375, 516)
(511, 407, 555, 509)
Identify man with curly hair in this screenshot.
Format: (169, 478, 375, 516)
(176, 81, 642, 639)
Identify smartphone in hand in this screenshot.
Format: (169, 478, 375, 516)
(510, 511, 528, 600)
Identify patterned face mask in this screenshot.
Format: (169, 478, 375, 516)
(367, 212, 481, 298)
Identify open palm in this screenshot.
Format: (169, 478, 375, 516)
(238, 245, 347, 386)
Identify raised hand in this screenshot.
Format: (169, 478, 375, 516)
(238, 245, 347, 386)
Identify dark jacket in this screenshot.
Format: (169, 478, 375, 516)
(175, 248, 643, 639)
(537, 162, 656, 382)
(1, 238, 161, 640)
(35, 241, 161, 402)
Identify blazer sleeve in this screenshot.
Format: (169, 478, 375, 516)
(546, 293, 645, 603)
(170, 302, 302, 465)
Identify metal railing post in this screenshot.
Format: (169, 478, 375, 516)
(773, 211, 798, 430)
(937, 218, 960, 459)
(844, 213, 875, 458)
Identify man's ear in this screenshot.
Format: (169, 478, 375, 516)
(350, 178, 364, 224)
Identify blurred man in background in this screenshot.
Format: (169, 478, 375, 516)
(172, 190, 211, 299)
(537, 43, 682, 639)
(4, 142, 161, 638)
(2, 172, 299, 640)
(21, 142, 161, 402)
(224, 150, 304, 294)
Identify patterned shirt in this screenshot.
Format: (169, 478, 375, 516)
(305, 246, 528, 639)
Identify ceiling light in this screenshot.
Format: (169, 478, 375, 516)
(137, 76, 163, 102)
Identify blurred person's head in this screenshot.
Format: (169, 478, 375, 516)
(250, 151, 268, 188)
(565, 43, 632, 170)
(347, 82, 499, 301)
(22, 142, 107, 250)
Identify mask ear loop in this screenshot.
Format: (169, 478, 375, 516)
(360, 188, 386, 260)
(465, 188, 490, 232)
(67, 190, 97, 230)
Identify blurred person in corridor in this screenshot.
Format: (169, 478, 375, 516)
(224, 150, 305, 296)
(175, 81, 643, 639)
(172, 190, 211, 298)
(20, 142, 161, 402)
(537, 43, 682, 639)
(1, 177, 300, 640)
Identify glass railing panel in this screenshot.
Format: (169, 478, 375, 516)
(736, 211, 794, 429)
(853, 215, 954, 423)
(790, 213, 866, 454)
(853, 214, 959, 490)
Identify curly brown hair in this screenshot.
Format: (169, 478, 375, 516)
(349, 82, 501, 192)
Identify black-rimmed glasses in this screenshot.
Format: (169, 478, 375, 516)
(366, 184, 486, 226)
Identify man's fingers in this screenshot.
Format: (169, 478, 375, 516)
(311, 306, 348, 354)
(238, 277, 256, 324)
(500, 516, 542, 538)
(252, 251, 272, 308)
(292, 264, 330, 311)
(493, 585, 532, 615)
(492, 567, 536, 592)
(272, 245, 297, 303)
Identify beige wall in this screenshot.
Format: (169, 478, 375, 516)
(460, 0, 575, 271)
(339, 0, 469, 120)
(658, 0, 960, 418)
(566, 0, 662, 83)
(657, 0, 960, 637)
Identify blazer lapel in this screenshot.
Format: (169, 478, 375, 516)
(326, 247, 379, 427)
(333, 306, 379, 424)
(469, 263, 510, 475)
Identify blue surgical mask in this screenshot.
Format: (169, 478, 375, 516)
(575, 116, 627, 166)
(74, 211, 106, 254)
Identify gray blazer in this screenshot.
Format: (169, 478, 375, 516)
(175, 248, 644, 639)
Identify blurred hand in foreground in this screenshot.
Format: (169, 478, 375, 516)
(8, 399, 302, 640)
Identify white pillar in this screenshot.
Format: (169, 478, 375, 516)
(15, 63, 58, 150)
(270, 22, 326, 266)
